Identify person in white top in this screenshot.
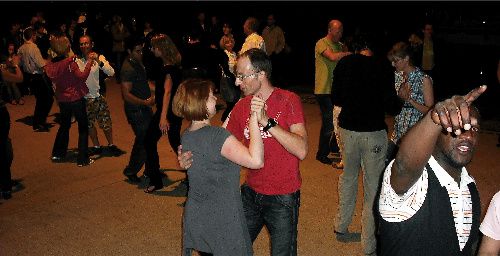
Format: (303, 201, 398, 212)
(478, 191, 500, 255)
(378, 85, 487, 255)
(239, 17, 266, 55)
(75, 35, 123, 156)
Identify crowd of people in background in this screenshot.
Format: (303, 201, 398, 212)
(0, 7, 498, 256)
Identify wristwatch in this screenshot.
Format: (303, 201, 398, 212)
(263, 118, 277, 132)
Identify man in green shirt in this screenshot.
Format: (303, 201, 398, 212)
(314, 19, 351, 165)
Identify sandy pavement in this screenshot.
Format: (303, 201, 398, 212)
(0, 79, 499, 255)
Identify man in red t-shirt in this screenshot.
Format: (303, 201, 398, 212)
(179, 48, 308, 255)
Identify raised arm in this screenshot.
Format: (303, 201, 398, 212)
(98, 54, 115, 76)
(390, 85, 487, 194)
(321, 47, 351, 62)
(69, 53, 96, 80)
(252, 96, 308, 160)
(221, 108, 264, 169)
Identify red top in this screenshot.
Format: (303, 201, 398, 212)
(44, 56, 92, 102)
(226, 88, 305, 195)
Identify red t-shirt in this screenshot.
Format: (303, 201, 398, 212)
(226, 88, 305, 195)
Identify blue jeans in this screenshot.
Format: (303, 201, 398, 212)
(241, 184, 300, 256)
(123, 106, 152, 176)
(52, 98, 89, 165)
(315, 94, 338, 158)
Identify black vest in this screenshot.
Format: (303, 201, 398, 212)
(378, 164, 481, 256)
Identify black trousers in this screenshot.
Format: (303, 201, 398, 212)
(52, 98, 89, 164)
(144, 112, 182, 187)
(0, 107, 13, 192)
(26, 73, 54, 128)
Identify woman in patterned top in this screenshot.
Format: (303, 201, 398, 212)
(386, 41, 434, 162)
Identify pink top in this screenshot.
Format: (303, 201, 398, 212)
(44, 56, 92, 102)
(480, 191, 500, 240)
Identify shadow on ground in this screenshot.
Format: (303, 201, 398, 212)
(130, 168, 188, 199)
(51, 146, 127, 164)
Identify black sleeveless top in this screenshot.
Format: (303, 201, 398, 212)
(378, 164, 481, 256)
(154, 64, 182, 123)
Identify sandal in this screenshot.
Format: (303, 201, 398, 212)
(144, 184, 163, 194)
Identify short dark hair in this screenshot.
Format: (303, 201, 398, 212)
(172, 79, 215, 121)
(33, 21, 45, 31)
(238, 48, 272, 79)
(23, 27, 35, 41)
(124, 35, 145, 52)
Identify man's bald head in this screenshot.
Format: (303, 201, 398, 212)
(327, 20, 344, 42)
(328, 20, 342, 31)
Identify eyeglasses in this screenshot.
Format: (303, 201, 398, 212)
(236, 72, 258, 80)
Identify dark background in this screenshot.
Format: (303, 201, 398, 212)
(2, 1, 500, 118)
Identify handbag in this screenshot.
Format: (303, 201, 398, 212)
(219, 65, 239, 103)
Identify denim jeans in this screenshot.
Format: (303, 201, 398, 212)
(52, 98, 89, 164)
(241, 184, 300, 256)
(123, 106, 152, 176)
(315, 94, 338, 158)
(335, 128, 387, 255)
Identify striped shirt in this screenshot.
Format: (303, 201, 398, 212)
(379, 156, 475, 251)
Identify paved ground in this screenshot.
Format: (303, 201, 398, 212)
(1, 80, 499, 255)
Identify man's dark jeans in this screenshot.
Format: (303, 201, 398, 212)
(241, 184, 300, 256)
(123, 106, 152, 176)
(52, 98, 89, 164)
(315, 94, 338, 158)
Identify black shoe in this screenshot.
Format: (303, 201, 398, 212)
(11, 179, 20, 188)
(107, 145, 125, 157)
(34, 125, 50, 132)
(77, 158, 95, 167)
(334, 230, 361, 243)
(1, 190, 12, 200)
(144, 184, 163, 193)
(125, 174, 141, 183)
(316, 156, 334, 165)
(89, 146, 103, 156)
(51, 156, 65, 163)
